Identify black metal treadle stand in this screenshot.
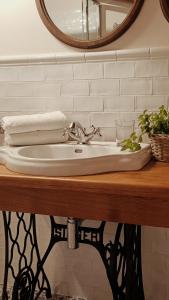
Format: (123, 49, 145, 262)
(2, 212, 145, 300)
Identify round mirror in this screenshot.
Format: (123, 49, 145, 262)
(36, 0, 144, 49)
(160, 0, 169, 22)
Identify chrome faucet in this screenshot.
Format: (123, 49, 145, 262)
(66, 121, 101, 144)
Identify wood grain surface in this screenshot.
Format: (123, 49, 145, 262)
(0, 160, 169, 227)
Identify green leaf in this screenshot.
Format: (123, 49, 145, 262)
(120, 131, 141, 152)
(120, 105, 169, 152)
(138, 105, 169, 135)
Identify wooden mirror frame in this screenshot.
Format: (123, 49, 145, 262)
(160, 0, 169, 22)
(36, 0, 144, 49)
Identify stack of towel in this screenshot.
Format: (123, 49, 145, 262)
(1, 111, 69, 146)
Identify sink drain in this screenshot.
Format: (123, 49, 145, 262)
(74, 148, 83, 153)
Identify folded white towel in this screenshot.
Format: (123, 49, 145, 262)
(2, 111, 68, 134)
(5, 128, 68, 146)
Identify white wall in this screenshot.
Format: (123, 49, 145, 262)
(0, 0, 169, 55)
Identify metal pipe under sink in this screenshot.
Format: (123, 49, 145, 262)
(67, 217, 79, 249)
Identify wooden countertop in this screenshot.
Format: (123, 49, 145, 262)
(0, 160, 169, 227)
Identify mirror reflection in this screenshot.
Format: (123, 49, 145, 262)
(44, 0, 134, 40)
(160, 0, 169, 23)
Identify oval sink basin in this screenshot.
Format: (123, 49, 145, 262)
(0, 142, 151, 176)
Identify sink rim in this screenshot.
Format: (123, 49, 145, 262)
(2, 142, 151, 163)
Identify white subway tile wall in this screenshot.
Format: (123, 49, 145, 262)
(104, 61, 135, 78)
(18, 65, 45, 81)
(103, 95, 135, 112)
(120, 78, 152, 95)
(74, 96, 103, 112)
(0, 50, 169, 300)
(135, 59, 169, 77)
(61, 80, 89, 96)
(73, 63, 103, 79)
(153, 77, 169, 95)
(90, 78, 119, 96)
(135, 95, 168, 111)
(44, 64, 73, 81)
(0, 67, 19, 81)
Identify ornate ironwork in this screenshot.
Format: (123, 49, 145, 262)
(2, 213, 145, 300)
(104, 224, 144, 300)
(2, 212, 52, 300)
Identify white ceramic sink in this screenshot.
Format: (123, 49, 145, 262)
(0, 142, 151, 176)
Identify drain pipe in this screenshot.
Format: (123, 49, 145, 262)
(67, 217, 79, 249)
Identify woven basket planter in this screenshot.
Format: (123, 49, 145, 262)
(150, 134, 169, 162)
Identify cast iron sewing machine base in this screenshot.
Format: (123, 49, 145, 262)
(2, 212, 145, 300)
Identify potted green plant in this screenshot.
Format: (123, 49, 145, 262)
(121, 105, 169, 162)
